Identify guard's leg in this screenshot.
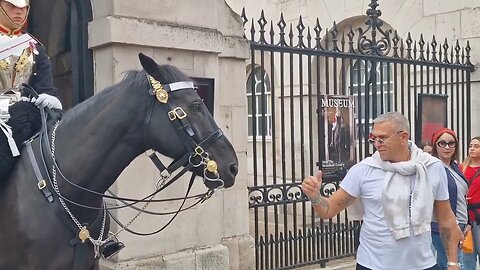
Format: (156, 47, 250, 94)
(0, 102, 40, 182)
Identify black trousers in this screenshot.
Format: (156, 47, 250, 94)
(356, 263, 440, 270)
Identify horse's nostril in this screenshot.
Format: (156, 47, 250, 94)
(229, 163, 239, 177)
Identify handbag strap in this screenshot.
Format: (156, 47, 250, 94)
(470, 168, 480, 186)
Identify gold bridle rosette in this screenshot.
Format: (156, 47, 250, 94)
(147, 75, 168, 103)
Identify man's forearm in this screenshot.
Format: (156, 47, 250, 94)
(435, 200, 463, 266)
(312, 196, 331, 219)
(439, 220, 461, 263)
(311, 192, 354, 219)
(439, 226, 454, 261)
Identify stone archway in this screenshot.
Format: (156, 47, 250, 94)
(28, 0, 93, 109)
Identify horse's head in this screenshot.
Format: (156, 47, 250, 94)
(138, 54, 238, 188)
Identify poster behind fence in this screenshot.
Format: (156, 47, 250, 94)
(320, 95, 357, 176)
(416, 94, 448, 148)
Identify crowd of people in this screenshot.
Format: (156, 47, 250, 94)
(302, 111, 480, 270)
(412, 129, 480, 270)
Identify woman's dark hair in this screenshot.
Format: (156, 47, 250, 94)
(418, 141, 433, 154)
(418, 141, 431, 149)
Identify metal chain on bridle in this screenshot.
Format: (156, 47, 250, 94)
(50, 121, 107, 257)
(40, 73, 228, 253)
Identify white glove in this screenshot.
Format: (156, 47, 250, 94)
(19, 96, 31, 102)
(33, 94, 62, 110)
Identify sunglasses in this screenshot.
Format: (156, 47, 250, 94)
(368, 131, 404, 146)
(436, 141, 457, 148)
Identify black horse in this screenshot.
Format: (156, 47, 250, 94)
(0, 54, 238, 270)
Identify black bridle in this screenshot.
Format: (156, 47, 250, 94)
(142, 75, 226, 190)
(100, 75, 228, 237)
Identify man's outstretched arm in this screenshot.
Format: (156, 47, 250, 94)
(301, 171, 356, 219)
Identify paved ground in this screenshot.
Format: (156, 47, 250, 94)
(293, 257, 356, 270)
(294, 256, 480, 270)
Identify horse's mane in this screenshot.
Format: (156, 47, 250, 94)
(63, 64, 192, 121)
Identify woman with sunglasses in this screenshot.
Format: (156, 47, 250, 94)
(430, 128, 471, 269)
(461, 136, 480, 269)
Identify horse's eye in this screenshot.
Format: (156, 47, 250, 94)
(191, 101, 202, 112)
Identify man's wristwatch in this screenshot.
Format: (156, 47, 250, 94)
(446, 262, 461, 269)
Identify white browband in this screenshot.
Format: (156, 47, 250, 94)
(167, 81, 195, 92)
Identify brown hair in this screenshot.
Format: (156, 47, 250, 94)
(461, 136, 480, 173)
(431, 128, 459, 162)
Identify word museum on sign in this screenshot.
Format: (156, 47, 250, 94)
(321, 98, 355, 108)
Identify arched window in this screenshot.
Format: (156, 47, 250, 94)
(349, 60, 393, 138)
(246, 67, 272, 138)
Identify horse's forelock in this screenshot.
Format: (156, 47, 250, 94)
(121, 70, 149, 90)
(156, 65, 192, 84)
(123, 65, 192, 87)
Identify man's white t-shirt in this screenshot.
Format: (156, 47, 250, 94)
(340, 161, 449, 270)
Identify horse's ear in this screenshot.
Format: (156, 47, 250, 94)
(139, 53, 159, 76)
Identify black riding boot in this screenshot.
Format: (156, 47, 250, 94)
(0, 101, 41, 182)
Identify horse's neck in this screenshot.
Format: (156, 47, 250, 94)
(53, 88, 147, 200)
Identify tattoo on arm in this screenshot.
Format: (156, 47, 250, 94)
(314, 193, 353, 218)
(338, 194, 354, 208)
(440, 228, 451, 257)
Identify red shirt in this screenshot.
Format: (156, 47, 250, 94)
(463, 165, 480, 221)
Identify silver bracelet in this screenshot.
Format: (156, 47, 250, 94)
(446, 262, 461, 269)
(309, 190, 322, 204)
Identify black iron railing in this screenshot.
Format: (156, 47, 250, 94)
(245, 0, 474, 269)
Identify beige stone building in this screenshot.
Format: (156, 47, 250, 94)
(88, 1, 254, 269)
(229, 0, 480, 141)
(29, 0, 253, 269)
(25, 0, 480, 269)
(227, 0, 480, 188)
(228, 0, 480, 183)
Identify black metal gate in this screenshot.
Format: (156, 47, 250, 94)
(244, 1, 474, 269)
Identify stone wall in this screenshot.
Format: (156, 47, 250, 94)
(89, 0, 253, 269)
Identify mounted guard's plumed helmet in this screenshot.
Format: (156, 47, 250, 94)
(3, 0, 29, 8)
(0, 0, 30, 32)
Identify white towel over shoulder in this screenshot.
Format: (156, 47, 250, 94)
(360, 142, 440, 240)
